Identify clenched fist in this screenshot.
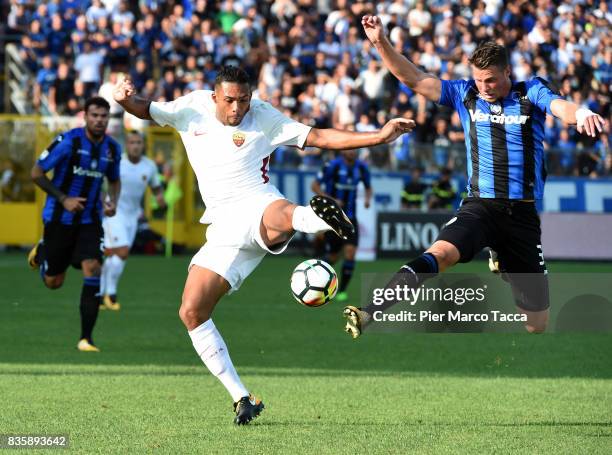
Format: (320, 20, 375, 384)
(113, 77, 136, 103)
(361, 15, 386, 46)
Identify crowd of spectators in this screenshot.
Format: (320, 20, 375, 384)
(4, 0, 611, 177)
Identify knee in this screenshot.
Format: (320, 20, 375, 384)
(83, 261, 101, 277)
(426, 241, 459, 271)
(45, 277, 64, 290)
(179, 298, 210, 329)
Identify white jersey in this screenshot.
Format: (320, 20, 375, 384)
(149, 90, 311, 223)
(116, 155, 160, 218)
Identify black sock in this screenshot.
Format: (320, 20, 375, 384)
(80, 276, 101, 343)
(364, 253, 439, 316)
(339, 259, 355, 292)
(37, 242, 48, 281)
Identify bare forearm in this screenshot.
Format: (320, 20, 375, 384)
(32, 174, 66, 201)
(117, 95, 152, 120)
(107, 180, 121, 204)
(551, 99, 578, 124)
(306, 128, 382, 150)
(373, 38, 425, 87)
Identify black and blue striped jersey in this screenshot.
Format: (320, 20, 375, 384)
(316, 158, 371, 219)
(37, 128, 121, 224)
(438, 77, 562, 200)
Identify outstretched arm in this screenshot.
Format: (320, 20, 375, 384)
(113, 77, 152, 120)
(550, 99, 607, 138)
(305, 118, 415, 150)
(362, 15, 441, 102)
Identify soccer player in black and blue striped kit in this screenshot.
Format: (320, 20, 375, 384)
(312, 149, 372, 302)
(28, 97, 122, 352)
(344, 16, 607, 338)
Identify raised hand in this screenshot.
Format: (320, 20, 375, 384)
(113, 77, 136, 103)
(576, 109, 607, 138)
(361, 15, 386, 45)
(379, 118, 416, 143)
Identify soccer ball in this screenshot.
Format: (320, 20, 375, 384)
(290, 259, 338, 307)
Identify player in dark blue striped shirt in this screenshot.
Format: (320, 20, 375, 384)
(312, 150, 372, 302)
(344, 17, 607, 338)
(27, 97, 122, 352)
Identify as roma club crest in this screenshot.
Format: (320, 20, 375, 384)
(232, 132, 245, 147)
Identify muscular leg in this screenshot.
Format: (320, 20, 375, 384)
(79, 259, 102, 344)
(358, 240, 460, 326)
(179, 265, 250, 402)
(505, 272, 550, 333)
(260, 197, 348, 250)
(259, 199, 297, 249)
(425, 240, 461, 272)
(179, 266, 230, 329)
(519, 308, 549, 333)
(43, 272, 66, 290)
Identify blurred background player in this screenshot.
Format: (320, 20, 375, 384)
(113, 66, 414, 424)
(344, 17, 607, 338)
(401, 166, 428, 210)
(100, 130, 165, 311)
(27, 97, 121, 352)
(428, 167, 456, 210)
(311, 149, 372, 302)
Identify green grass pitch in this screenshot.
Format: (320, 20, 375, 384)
(1, 253, 611, 453)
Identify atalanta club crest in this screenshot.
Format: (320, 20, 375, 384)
(232, 132, 245, 147)
(490, 103, 502, 114)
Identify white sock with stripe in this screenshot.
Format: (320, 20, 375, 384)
(188, 319, 249, 402)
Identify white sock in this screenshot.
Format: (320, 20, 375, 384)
(292, 205, 331, 234)
(105, 255, 125, 296)
(188, 319, 249, 402)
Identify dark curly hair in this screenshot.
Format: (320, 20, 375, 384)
(214, 66, 251, 87)
(84, 96, 110, 113)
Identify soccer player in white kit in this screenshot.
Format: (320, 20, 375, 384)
(100, 130, 165, 310)
(113, 66, 415, 424)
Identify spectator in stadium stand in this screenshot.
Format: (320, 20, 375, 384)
(401, 166, 428, 210)
(556, 128, 578, 175)
(431, 117, 452, 170)
(428, 167, 456, 210)
(48, 61, 75, 115)
(47, 13, 69, 59)
(356, 59, 387, 114)
(33, 55, 57, 111)
(9, 0, 611, 178)
(74, 41, 105, 97)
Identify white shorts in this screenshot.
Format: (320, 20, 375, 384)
(103, 214, 138, 249)
(190, 186, 293, 293)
